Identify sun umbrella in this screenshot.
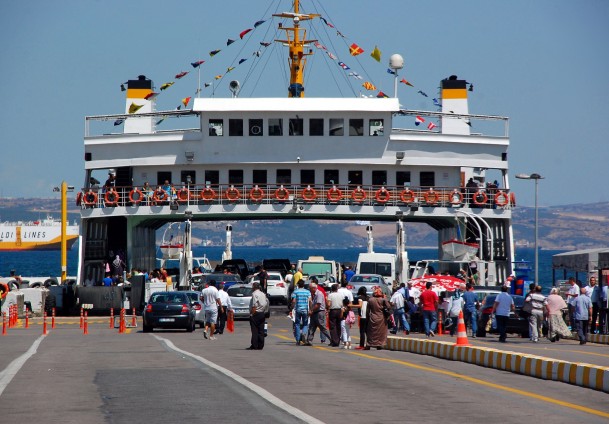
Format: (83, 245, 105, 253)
(408, 275, 465, 292)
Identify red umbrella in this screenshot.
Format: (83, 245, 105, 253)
(408, 275, 465, 292)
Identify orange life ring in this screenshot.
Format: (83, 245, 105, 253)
(494, 191, 509, 207)
(129, 188, 143, 204)
(249, 187, 264, 202)
(0, 282, 9, 299)
(423, 190, 439, 205)
(76, 192, 82, 206)
(225, 187, 241, 201)
(450, 190, 463, 205)
(302, 187, 317, 202)
(201, 187, 217, 201)
(104, 190, 120, 206)
(83, 191, 98, 206)
(510, 192, 516, 206)
(375, 188, 390, 204)
(327, 187, 343, 202)
(274, 187, 290, 201)
(153, 189, 168, 202)
(177, 188, 190, 202)
(399, 189, 415, 203)
(351, 187, 367, 203)
(473, 190, 488, 206)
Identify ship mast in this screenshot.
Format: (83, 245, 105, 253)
(273, 0, 319, 97)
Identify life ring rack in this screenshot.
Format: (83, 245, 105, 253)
(473, 190, 488, 206)
(399, 189, 416, 204)
(274, 187, 290, 202)
(225, 187, 241, 202)
(177, 188, 190, 202)
(494, 191, 509, 207)
(375, 188, 391, 204)
(423, 189, 439, 205)
(153, 189, 168, 203)
(82, 191, 98, 206)
(301, 186, 317, 202)
(200, 187, 217, 201)
(351, 187, 367, 203)
(249, 186, 264, 202)
(327, 187, 343, 202)
(129, 188, 143, 204)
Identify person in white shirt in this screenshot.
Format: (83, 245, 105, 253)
(337, 281, 354, 303)
(201, 280, 221, 340)
(566, 277, 580, 329)
(215, 283, 232, 335)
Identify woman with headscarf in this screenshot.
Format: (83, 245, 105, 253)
(365, 287, 392, 350)
(545, 287, 571, 342)
(353, 286, 369, 350)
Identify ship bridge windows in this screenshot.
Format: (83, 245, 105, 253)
(268, 118, 283, 136)
(372, 170, 387, 186)
(204, 170, 219, 186)
(396, 171, 411, 187)
(229, 119, 244, 136)
(229, 170, 244, 185)
(300, 169, 315, 186)
(369, 119, 384, 136)
(348, 170, 363, 186)
(249, 119, 263, 136)
(289, 118, 304, 136)
(420, 171, 435, 187)
(276, 169, 291, 185)
(324, 170, 339, 185)
(349, 119, 364, 136)
(253, 170, 267, 186)
(209, 119, 223, 136)
(309, 118, 324, 136)
(329, 118, 344, 136)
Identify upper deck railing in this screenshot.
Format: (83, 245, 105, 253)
(77, 184, 514, 210)
(394, 109, 510, 138)
(84, 110, 199, 137)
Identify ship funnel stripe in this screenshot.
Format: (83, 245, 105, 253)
(441, 88, 468, 99)
(127, 88, 153, 99)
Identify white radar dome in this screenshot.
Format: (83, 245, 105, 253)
(389, 54, 404, 70)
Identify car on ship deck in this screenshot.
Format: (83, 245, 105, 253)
(143, 291, 196, 333)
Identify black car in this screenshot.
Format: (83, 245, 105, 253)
(476, 294, 529, 338)
(193, 273, 243, 291)
(143, 291, 196, 332)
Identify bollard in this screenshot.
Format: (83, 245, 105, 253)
(109, 308, 114, 329)
(2, 312, 6, 335)
(132, 307, 136, 327)
(43, 311, 48, 335)
(119, 308, 125, 333)
(83, 311, 89, 335)
(25, 305, 29, 329)
(80, 308, 84, 329)
(52, 308, 56, 329)
(8, 305, 12, 328)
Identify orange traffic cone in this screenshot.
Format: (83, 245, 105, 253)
(454, 310, 471, 346)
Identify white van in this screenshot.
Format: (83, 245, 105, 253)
(356, 252, 409, 287)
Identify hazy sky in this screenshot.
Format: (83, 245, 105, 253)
(1, 0, 607, 207)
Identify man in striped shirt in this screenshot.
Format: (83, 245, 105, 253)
(291, 280, 312, 345)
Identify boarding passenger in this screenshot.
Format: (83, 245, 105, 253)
(587, 277, 602, 333)
(102, 273, 113, 287)
(566, 277, 580, 329)
(545, 287, 570, 342)
(390, 287, 410, 335)
(573, 286, 592, 345)
(248, 282, 269, 350)
(365, 287, 392, 350)
(524, 285, 547, 342)
(306, 281, 332, 346)
(338, 280, 354, 304)
(462, 283, 478, 337)
(352, 286, 368, 349)
(340, 297, 354, 349)
(343, 265, 355, 283)
(201, 280, 221, 340)
(492, 285, 514, 343)
(327, 284, 344, 347)
(215, 283, 232, 335)
(420, 281, 439, 337)
(447, 285, 465, 337)
(291, 280, 312, 345)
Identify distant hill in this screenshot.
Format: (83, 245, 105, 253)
(2, 198, 608, 250)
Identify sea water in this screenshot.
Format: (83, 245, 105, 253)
(0, 246, 564, 291)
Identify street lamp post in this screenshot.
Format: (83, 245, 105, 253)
(515, 173, 544, 285)
(53, 182, 74, 282)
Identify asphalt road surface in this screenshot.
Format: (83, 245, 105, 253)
(1, 316, 608, 424)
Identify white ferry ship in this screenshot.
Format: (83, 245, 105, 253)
(76, 0, 516, 285)
(0, 216, 78, 251)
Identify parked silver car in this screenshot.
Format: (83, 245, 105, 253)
(348, 274, 391, 298)
(183, 290, 204, 328)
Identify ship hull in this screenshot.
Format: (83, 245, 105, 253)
(0, 224, 79, 251)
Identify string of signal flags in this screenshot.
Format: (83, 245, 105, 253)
(117, 13, 452, 128)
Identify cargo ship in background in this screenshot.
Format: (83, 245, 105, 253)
(0, 216, 79, 251)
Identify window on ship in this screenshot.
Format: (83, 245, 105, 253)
(253, 170, 267, 187)
(229, 119, 244, 136)
(204, 170, 219, 186)
(420, 171, 435, 187)
(349, 119, 364, 136)
(277, 169, 291, 185)
(249, 119, 263, 136)
(324, 169, 339, 185)
(372, 170, 387, 187)
(181, 171, 196, 185)
(229, 170, 244, 185)
(268, 118, 283, 136)
(369, 119, 384, 136)
(289, 118, 304, 136)
(397, 171, 411, 187)
(157, 171, 172, 186)
(329, 118, 344, 136)
(348, 170, 363, 186)
(209, 119, 223, 136)
(309, 118, 324, 136)
(301, 169, 315, 187)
